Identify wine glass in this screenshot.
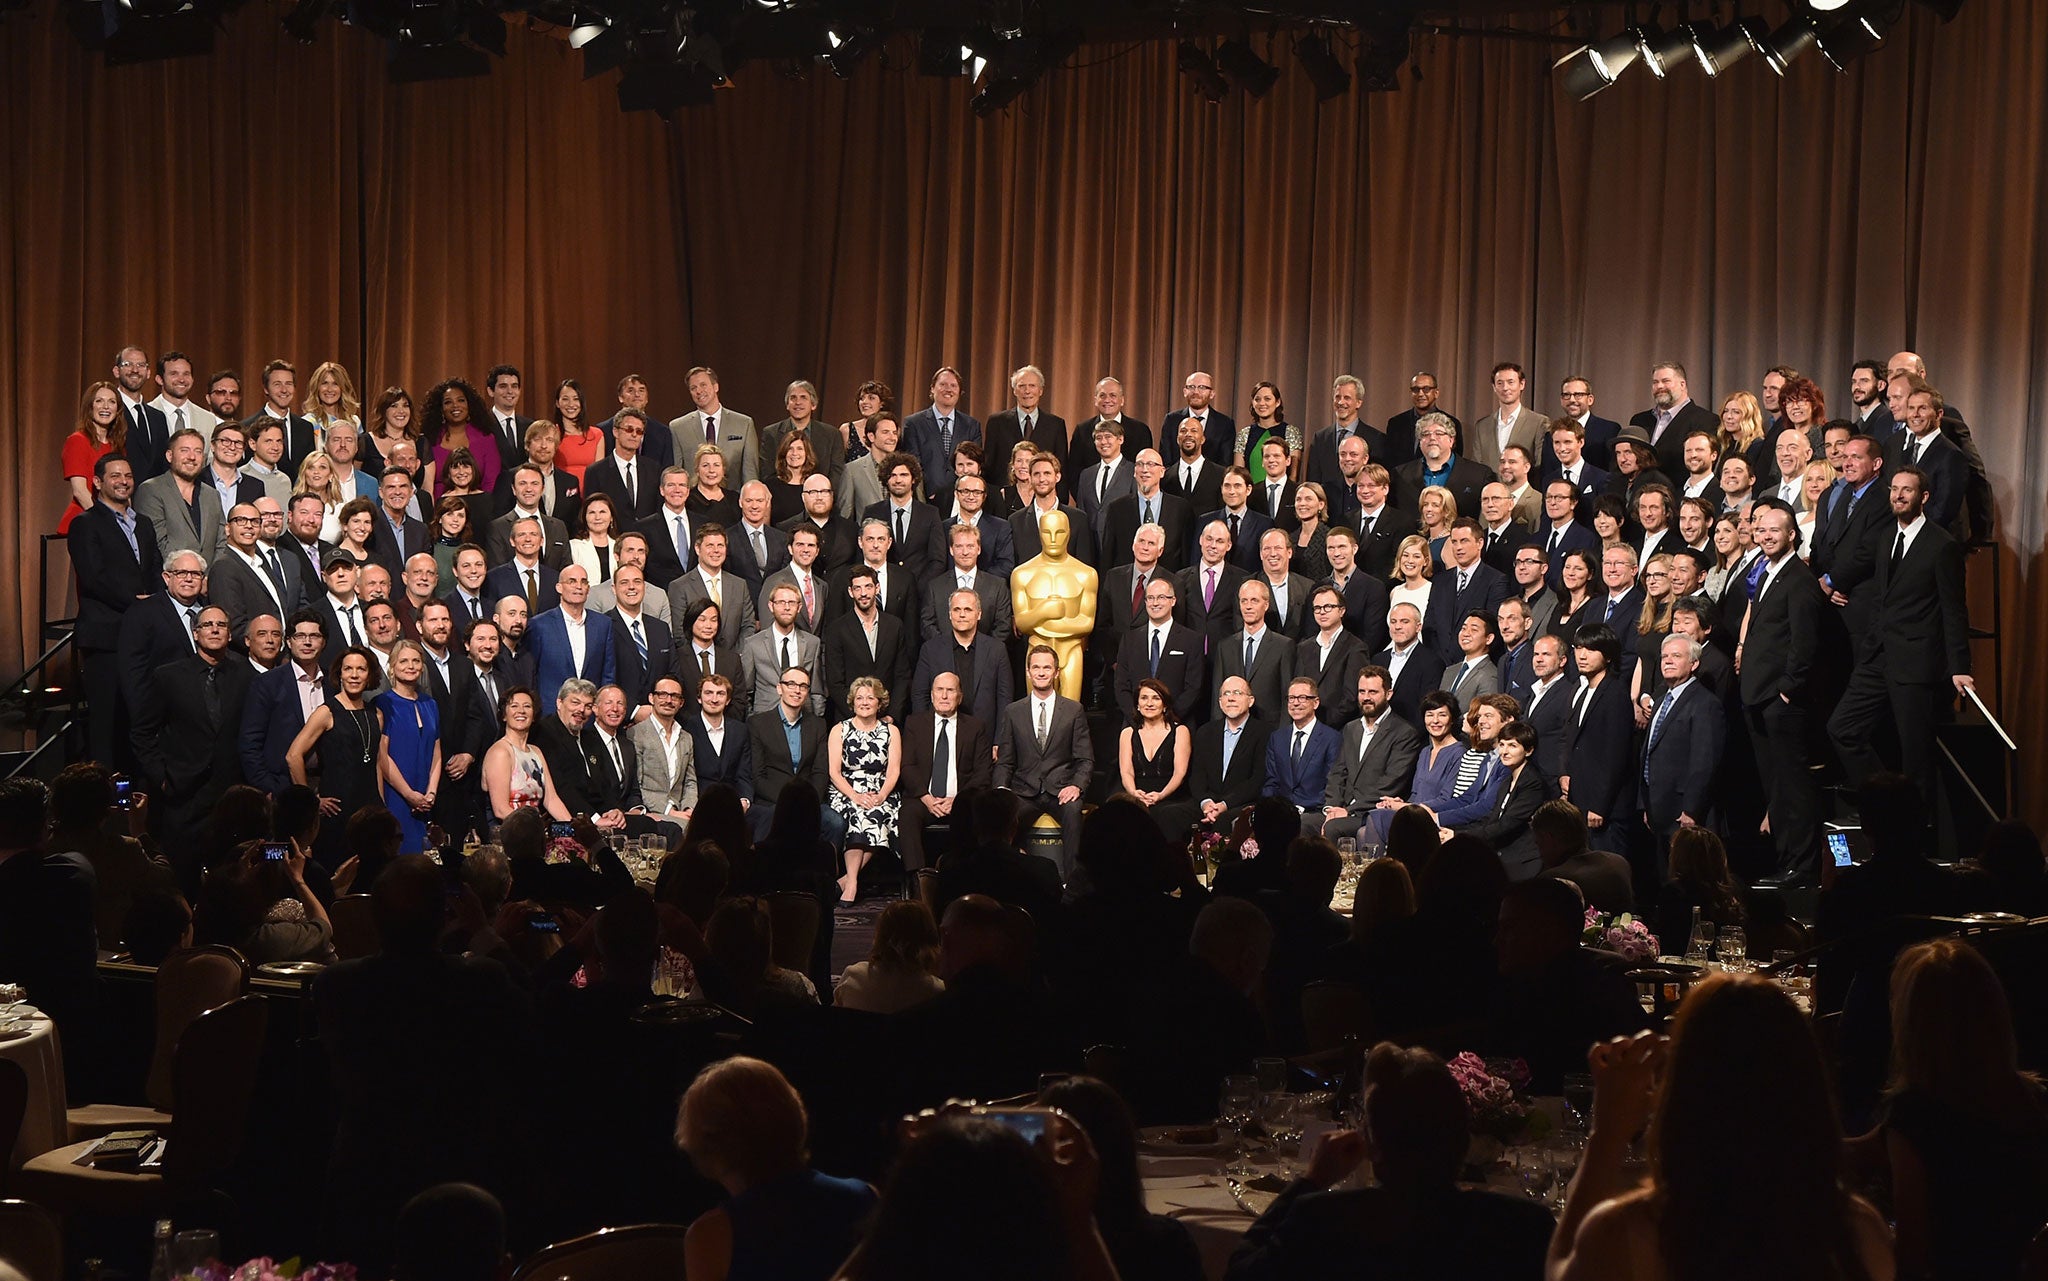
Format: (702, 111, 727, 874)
(1219, 1074, 1260, 1178)
(1716, 925, 1748, 971)
(1562, 1072, 1595, 1134)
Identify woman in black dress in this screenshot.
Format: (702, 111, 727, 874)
(284, 646, 386, 863)
(1120, 680, 1190, 835)
(1546, 548, 1600, 640)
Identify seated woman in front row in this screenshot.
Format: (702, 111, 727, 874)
(1361, 689, 1465, 846)
(1448, 721, 1547, 879)
(484, 687, 574, 826)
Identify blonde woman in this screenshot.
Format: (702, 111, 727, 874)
(294, 449, 346, 543)
(1629, 552, 1676, 724)
(1417, 484, 1457, 567)
(1718, 390, 1769, 476)
(1796, 460, 1836, 559)
(303, 361, 363, 442)
(826, 676, 901, 905)
(1389, 534, 1434, 620)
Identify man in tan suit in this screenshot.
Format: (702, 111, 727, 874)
(1468, 361, 1550, 475)
(668, 365, 758, 483)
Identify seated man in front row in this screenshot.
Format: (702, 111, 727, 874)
(992, 645, 1093, 882)
(746, 664, 848, 846)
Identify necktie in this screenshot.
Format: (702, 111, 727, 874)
(674, 515, 689, 566)
(1149, 628, 1161, 676)
(1565, 466, 1576, 486)
(1141, 499, 1153, 526)
(1362, 513, 1375, 539)
(1548, 527, 1562, 556)
(799, 572, 815, 621)
(781, 635, 792, 674)
(609, 734, 625, 780)
(706, 414, 716, 443)
(1458, 569, 1471, 594)
(1035, 700, 1048, 750)
(1132, 572, 1146, 619)
(1181, 463, 1192, 491)
(939, 415, 952, 454)
(895, 508, 907, 547)
(343, 605, 361, 646)
(1291, 728, 1305, 765)
(933, 720, 951, 796)
(708, 574, 721, 607)
(263, 548, 288, 597)
(131, 404, 145, 438)
(1243, 634, 1255, 672)
(623, 458, 635, 501)
(175, 407, 186, 439)
(751, 528, 766, 566)
(1457, 660, 1471, 688)
(1891, 529, 1907, 570)
(1269, 482, 1281, 511)
(1203, 567, 1217, 610)
(699, 649, 712, 677)
(1228, 513, 1241, 541)
(184, 606, 200, 647)
(1745, 555, 1768, 598)
(630, 618, 648, 663)
(1909, 436, 1922, 464)
(481, 669, 498, 707)
(1099, 467, 1110, 505)
(201, 666, 220, 729)
(1646, 692, 1678, 780)
(503, 415, 517, 450)
(524, 569, 538, 614)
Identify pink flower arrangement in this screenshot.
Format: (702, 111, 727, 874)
(1582, 908, 1660, 962)
(182, 1259, 358, 1281)
(1447, 1051, 1536, 1142)
(1237, 836, 1261, 861)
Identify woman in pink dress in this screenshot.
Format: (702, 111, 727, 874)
(59, 381, 124, 534)
(423, 377, 501, 499)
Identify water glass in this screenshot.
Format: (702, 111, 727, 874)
(1562, 1072, 1595, 1133)
(1253, 1057, 1288, 1094)
(171, 1230, 220, 1276)
(1220, 1074, 1260, 1176)
(1685, 919, 1715, 962)
(1717, 925, 1748, 970)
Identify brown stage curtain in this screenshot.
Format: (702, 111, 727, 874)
(3, 0, 2044, 824)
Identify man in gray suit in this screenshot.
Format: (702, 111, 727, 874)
(627, 673, 699, 823)
(209, 502, 302, 637)
(837, 417, 901, 519)
(1438, 609, 1502, 713)
(1073, 420, 1136, 539)
(992, 644, 1094, 880)
(740, 581, 824, 716)
(1213, 579, 1293, 722)
(759, 379, 846, 485)
(135, 427, 226, 562)
(588, 532, 671, 624)
(668, 365, 758, 483)
(920, 522, 1013, 641)
(1319, 665, 1424, 841)
(1468, 362, 1551, 475)
(667, 523, 757, 649)
(758, 525, 833, 635)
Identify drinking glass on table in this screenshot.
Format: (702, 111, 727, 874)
(1220, 1074, 1260, 1178)
(1562, 1072, 1595, 1134)
(1716, 925, 1748, 971)
(171, 1229, 220, 1275)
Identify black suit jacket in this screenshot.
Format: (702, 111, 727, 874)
(581, 724, 644, 813)
(1738, 556, 1821, 708)
(820, 611, 915, 719)
(724, 522, 790, 593)
(442, 587, 494, 634)
(483, 561, 560, 615)
(209, 550, 303, 638)
(1639, 680, 1724, 827)
(774, 513, 859, 576)
(1539, 415, 1622, 473)
(1461, 764, 1549, 877)
(1304, 423, 1387, 497)
(1213, 628, 1294, 723)
(864, 498, 945, 584)
(1161, 408, 1238, 469)
(1348, 506, 1416, 582)
(1627, 402, 1718, 478)
(1373, 644, 1447, 727)
(130, 653, 252, 802)
(983, 410, 1057, 487)
(1196, 507, 1272, 573)
(828, 562, 916, 636)
(1480, 522, 1534, 576)
(607, 610, 674, 708)
(444, 661, 506, 765)
(1296, 631, 1369, 728)
(1009, 503, 1097, 568)
(747, 709, 828, 806)
(681, 710, 753, 802)
(1114, 621, 1206, 725)
(490, 464, 581, 532)
(69, 503, 162, 652)
(123, 400, 173, 484)
(1562, 675, 1636, 822)
(531, 714, 601, 815)
(1810, 479, 1889, 588)
(241, 411, 322, 478)
(910, 633, 1012, 731)
(1176, 561, 1249, 650)
(1099, 491, 1193, 573)
(1334, 573, 1391, 656)
(901, 711, 993, 800)
(486, 509, 572, 570)
(1163, 454, 1227, 514)
(674, 641, 744, 713)
(116, 593, 199, 719)
(1422, 561, 1510, 664)
(1383, 409, 1466, 469)
(1523, 677, 1576, 791)
(1869, 520, 1971, 683)
(1183, 716, 1274, 810)
(1889, 431, 1970, 535)
(1392, 457, 1493, 519)
(581, 454, 662, 524)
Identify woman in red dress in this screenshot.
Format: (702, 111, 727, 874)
(59, 380, 124, 534)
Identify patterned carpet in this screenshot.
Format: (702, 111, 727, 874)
(827, 891, 892, 974)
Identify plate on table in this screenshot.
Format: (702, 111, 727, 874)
(0, 1019, 40, 1042)
(1138, 1124, 1233, 1157)
(255, 960, 327, 979)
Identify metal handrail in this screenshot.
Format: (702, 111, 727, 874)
(4, 716, 76, 779)
(5, 629, 76, 703)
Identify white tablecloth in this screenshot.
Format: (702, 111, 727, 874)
(1139, 1153, 1263, 1281)
(1, 1009, 67, 1168)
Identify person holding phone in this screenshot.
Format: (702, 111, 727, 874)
(197, 838, 334, 964)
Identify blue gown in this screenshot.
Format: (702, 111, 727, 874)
(376, 689, 440, 853)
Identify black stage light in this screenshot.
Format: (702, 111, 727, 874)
(917, 27, 967, 76)
(281, 0, 328, 41)
(1815, 4, 1886, 70)
(1690, 16, 1769, 75)
(1763, 14, 1820, 73)
(1177, 40, 1229, 102)
(1554, 27, 1643, 101)
(823, 25, 877, 77)
(1293, 30, 1350, 100)
(1215, 39, 1279, 98)
(1356, 14, 1411, 91)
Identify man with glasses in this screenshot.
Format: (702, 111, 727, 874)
(210, 502, 301, 637)
(1384, 370, 1462, 468)
(775, 472, 858, 574)
(1264, 676, 1341, 824)
(112, 345, 173, 484)
(1391, 413, 1491, 518)
(239, 609, 328, 794)
(1161, 369, 1236, 468)
(628, 675, 698, 826)
(1114, 576, 1204, 726)
(130, 604, 251, 853)
(746, 665, 845, 843)
(203, 422, 264, 521)
(1296, 583, 1368, 728)
(1100, 448, 1192, 574)
(117, 551, 209, 725)
(928, 471, 1015, 578)
(743, 583, 824, 716)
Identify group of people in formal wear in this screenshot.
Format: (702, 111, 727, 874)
(64, 343, 1984, 895)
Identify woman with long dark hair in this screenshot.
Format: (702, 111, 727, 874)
(422, 377, 502, 499)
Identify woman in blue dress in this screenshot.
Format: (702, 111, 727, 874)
(375, 639, 442, 853)
(1364, 689, 1467, 845)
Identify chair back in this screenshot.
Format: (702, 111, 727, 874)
(1299, 981, 1375, 1054)
(147, 946, 249, 1112)
(164, 996, 270, 1191)
(509, 1224, 691, 1281)
(0, 1199, 62, 1281)
(2022, 1222, 2048, 1281)
(329, 894, 379, 959)
(764, 892, 819, 975)
(914, 868, 942, 914)
(0, 1060, 24, 1187)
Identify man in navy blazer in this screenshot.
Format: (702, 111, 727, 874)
(1199, 466, 1272, 572)
(605, 573, 673, 711)
(1535, 481, 1603, 588)
(484, 515, 560, 615)
(1885, 386, 1970, 536)
(1640, 635, 1725, 876)
(1422, 522, 1509, 665)
(901, 367, 982, 494)
(1543, 379, 1624, 473)
(240, 608, 329, 794)
(525, 566, 617, 715)
(1264, 676, 1342, 814)
(682, 678, 753, 803)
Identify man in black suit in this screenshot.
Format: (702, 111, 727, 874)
(745, 666, 843, 843)
(1213, 579, 1293, 722)
(1093, 524, 1174, 708)
(1163, 412, 1227, 514)
(482, 364, 532, 471)
(1322, 527, 1391, 655)
(1639, 635, 1726, 879)
(1304, 374, 1388, 496)
(1544, 376, 1622, 474)
(992, 645, 1095, 880)
(1250, 528, 1315, 640)
(130, 606, 252, 856)
(442, 545, 494, 632)
(1591, 545, 1645, 675)
(1115, 576, 1207, 726)
(1628, 362, 1718, 481)
(911, 589, 1013, 730)
(1885, 381, 1970, 536)
(920, 523, 1012, 641)
(1066, 377, 1152, 478)
(672, 596, 744, 715)
(774, 474, 859, 576)
(1423, 521, 1509, 665)
(927, 472, 1016, 579)
(864, 453, 944, 584)
(584, 685, 675, 840)
(244, 359, 323, 478)
(113, 345, 173, 484)
(1178, 520, 1249, 657)
(1149, 676, 1272, 839)
(1828, 467, 1973, 793)
(1382, 371, 1464, 468)
(682, 672, 753, 805)
(240, 610, 328, 795)
(1477, 483, 1533, 574)
(1161, 369, 1236, 468)
(486, 465, 573, 570)
(726, 482, 790, 593)
(1010, 454, 1097, 568)
(1297, 583, 1369, 729)
(1811, 434, 1889, 605)
(822, 564, 915, 721)
(1199, 466, 1272, 573)
(1559, 623, 1637, 854)
(898, 672, 993, 871)
(1318, 666, 1426, 842)
(603, 565, 672, 712)
(1374, 603, 1445, 726)
(439, 618, 507, 834)
(210, 502, 301, 637)
(1391, 413, 1492, 518)
(367, 468, 431, 579)
(483, 516, 560, 616)
(281, 493, 338, 587)
(1738, 503, 1824, 884)
(1522, 636, 1575, 793)
(1345, 465, 1412, 582)
(1247, 440, 1301, 535)
(70, 456, 161, 765)
(116, 550, 208, 724)
(1536, 480, 1602, 588)
(497, 421, 582, 531)
(579, 409, 661, 524)
(982, 364, 1060, 490)
(1099, 450, 1192, 574)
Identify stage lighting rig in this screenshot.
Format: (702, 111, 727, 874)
(1293, 29, 1350, 100)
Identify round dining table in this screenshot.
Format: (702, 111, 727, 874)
(1, 1008, 69, 1169)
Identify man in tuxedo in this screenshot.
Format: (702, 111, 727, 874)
(130, 606, 252, 853)
(1630, 362, 1718, 480)
(1296, 584, 1368, 729)
(442, 546, 494, 632)
(992, 645, 1093, 881)
(486, 465, 572, 570)
(239, 609, 328, 795)
(1423, 521, 1509, 664)
(625, 675, 698, 825)
(1178, 520, 1250, 655)
(604, 565, 672, 712)
(481, 364, 531, 471)
(1468, 363, 1549, 475)
(1392, 413, 1492, 518)
(1544, 376, 1621, 473)
(209, 502, 299, 637)
(684, 673, 753, 807)
(134, 428, 222, 564)
(668, 524, 758, 649)
(922, 523, 1013, 641)
(1150, 676, 1271, 839)
(1164, 412, 1227, 514)
(1100, 450, 1191, 574)
(1199, 466, 1272, 573)
(745, 666, 843, 843)
(1116, 577, 1205, 726)
(902, 366, 982, 494)
(483, 517, 560, 617)
(1066, 377, 1152, 480)
(727, 482, 791, 593)
(1010, 454, 1097, 567)
(912, 585, 1013, 726)
(865, 453, 943, 583)
(369, 468, 431, 580)
(983, 364, 1059, 487)
(71, 456, 161, 765)
(669, 366, 757, 484)
(1322, 528, 1390, 654)
(760, 379, 845, 486)
(1214, 580, 1293, 721)
(1249, 440, 1301, 536)
(822, 564, 915, 721)
(775, 474, 859, 576)
(1374, 603, 1445, 726)
(1477, 483, 1533, 573)
(1886, 380, 1970, 535)
(899, 672, 993, 872)
(1266, 676, 1344, 819)
(1073, 420, 1136, 539)
(741, 582, 824, 717)
(928, 472, 1015, 579)
(525, 565, 616, 716)
(580, 409, 660, 523)
(1319, 667, 1424, 842)
(1382, 371, 1462, 469)
(1303, 375, 1388, 498)
(1738, 503, 1823, 885)
(114, 345, 173, 484)
(244, 359, 321, 478)
(1639, 635, 1725, 877)
(1828, 467, 1973, 792)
